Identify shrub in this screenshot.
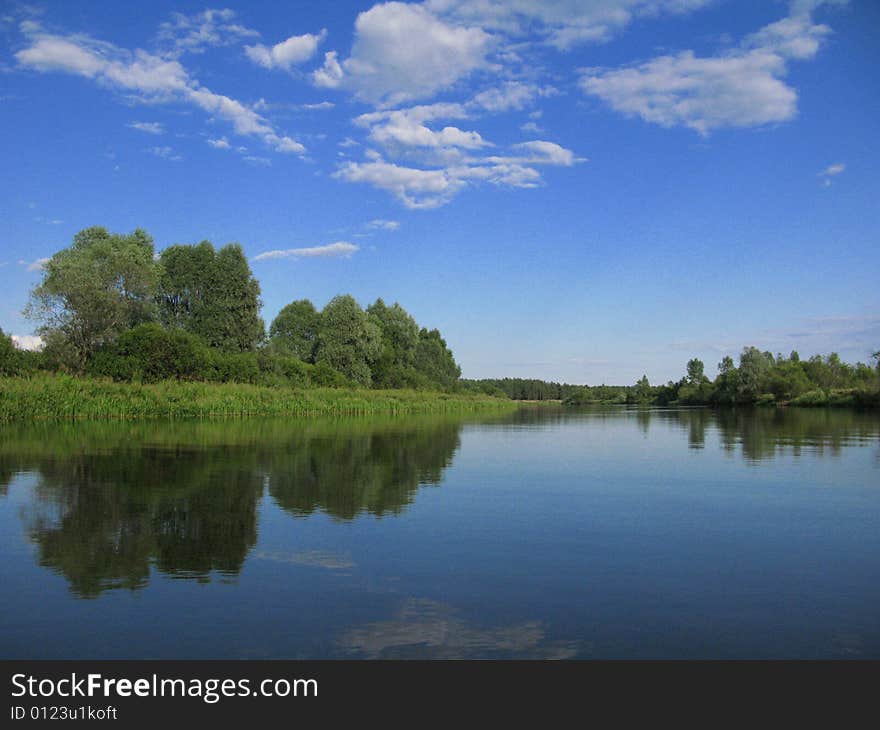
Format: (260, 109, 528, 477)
(88, 323, 211, 382)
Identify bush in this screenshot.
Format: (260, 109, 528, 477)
(790, 389, 828, 407)
(310, 360, 350, 388)
(0, 329, 27, 376)
(88, 323, 211, 382)
(207, 351, 260, 384)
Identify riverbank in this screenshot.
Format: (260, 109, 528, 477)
(0, 375, 515, 421)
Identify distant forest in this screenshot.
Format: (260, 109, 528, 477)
(464, 348, 880, 408)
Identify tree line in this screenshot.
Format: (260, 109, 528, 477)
(563, 348, 880, 408)
(0, 226, 460, 390)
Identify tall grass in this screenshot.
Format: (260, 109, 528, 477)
(0, 374, 515, 421)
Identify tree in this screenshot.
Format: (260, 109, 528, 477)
(156, 242, 264, 352)
(686, 358, 707, 385)
(156, 241, 215, 328)
(737, 347, 774, 400)
(313, 295, 381, 386)
(367, 298, 420, 387)
(0, 328, 20, 376)
(413, 328, 461, 389)
(25, 226, 158, 371)
(269, 299, 320, 361)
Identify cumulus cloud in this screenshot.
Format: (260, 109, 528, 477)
(206, 136, 230, 149)
(11, 334, 44, 351)
(335, 138, 581, 209)
(579, 2, 837, 134)
(127, 121, 164, 134)
(252, 241, 359, 261)
(355, 103, 488, 152)
(312, 2, 492, 106)
(15, 23, 305, 155)
(156, 8, 259, 56)
(245, 29, 327, 70)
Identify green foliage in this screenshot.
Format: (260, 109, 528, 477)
(0, 374, 514, 421)
(414, 328, 461, 389)
(686, 358, 707, 385)
(367, 298, 421, 388)
(26, 226, 159, 371)
(0, 329, 41, 376)
(156, 241, 264, 352)
(314, 295, 382, 386)
(88, 323, 211, 383)
(268, 299, 320, 361)
(0, 328, 20, 376)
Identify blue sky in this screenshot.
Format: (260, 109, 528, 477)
(1, 0, 878, 383)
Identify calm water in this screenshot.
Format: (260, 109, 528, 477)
(1, 406, 878, 659)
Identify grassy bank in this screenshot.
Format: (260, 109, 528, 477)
(0, 374, 515, 421)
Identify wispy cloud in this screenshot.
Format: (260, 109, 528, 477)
(15, 19, 305, 155)
(23, 257, 50, 272)
(367, 219, 400, 231)
(206, 136, 230, 149)
(127, 121, 164, 134)
(156, 8, 259, 57)
(148, 145, 181, 160)
(818, 161, 845, 186)
(252, 241, 359, 262)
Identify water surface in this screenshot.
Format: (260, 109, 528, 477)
(1, 406, 878, 658)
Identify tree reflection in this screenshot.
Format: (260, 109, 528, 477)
(0, 416, 464, 597)
(656, 407, 880, 461)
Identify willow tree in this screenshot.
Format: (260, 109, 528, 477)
(156, 242, 264, 352)
(269, 299, 320, 361)
(25, 226, 158, 371)
(367, 298, 420, 388)
(314, 295, 381, 386)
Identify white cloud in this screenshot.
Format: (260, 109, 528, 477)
(581, 50, 797, 135)
(11, 334, 44, 351)
(427, 0, 712, 49)
(156, 8, 259, 56)
(469, 81, 555, 112)
(819, 162, 845, 177)
(15, 24, 306, 155)
(819, 161, 845, 186)
(300, 101, 334, 110)
(578, 3, 837, 134)
(148, 145, 181, 160)
(313, 2, 492, 106)
(25, 257, 50, 272)
(252, 241, 359, 261)
(207, 136, 230, 149)
(335, 139, 581, 209)
(355, 103, 488, 152)
(245, 29, 327, 70)
(127, 121, 164, 134)
(243, 155, 271, 166)
(520, 121, 542, 133)
(335, 159, 462, 209)
(367, 219, 400, 231)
